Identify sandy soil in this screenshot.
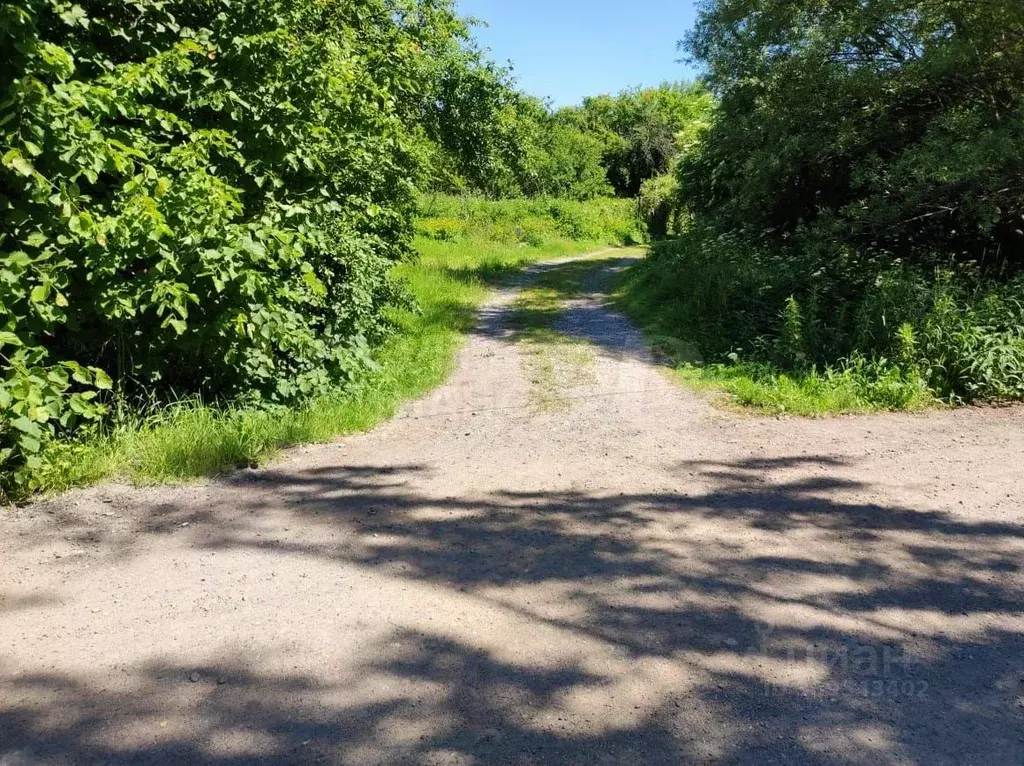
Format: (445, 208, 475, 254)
(3, 253, 1024, 765)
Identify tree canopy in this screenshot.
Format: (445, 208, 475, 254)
(680, 0, 1024, 267)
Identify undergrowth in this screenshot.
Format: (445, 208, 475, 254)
(417, 195, 644, 248)
(615, 238, 940, 416)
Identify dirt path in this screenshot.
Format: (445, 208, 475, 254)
(3, 252, 1024, 765)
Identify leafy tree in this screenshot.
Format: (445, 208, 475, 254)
(682, 0, 1024, 266)
(404, 9, 530, 196)
(0, 0, 476, 491)
(644, 0, 1024, 403)
(561, 83, 714, 197)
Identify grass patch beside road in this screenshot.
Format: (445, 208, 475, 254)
(614, 259, 935, 417)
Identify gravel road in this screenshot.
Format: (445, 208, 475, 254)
(3, 252, 1024, 765)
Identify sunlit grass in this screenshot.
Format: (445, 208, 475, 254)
(614, 263, 935, 417)
(672, 362, 934, 416)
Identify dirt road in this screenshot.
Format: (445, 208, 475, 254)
(3, 253, 1024, 764)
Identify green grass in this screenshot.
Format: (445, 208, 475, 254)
(671, 361, 934, 417)
(29, 234, 621, 496)
(418, 195, 644, 247)
(614, 262, 935, 417)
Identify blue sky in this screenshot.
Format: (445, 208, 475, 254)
(455, 1, 701, 107)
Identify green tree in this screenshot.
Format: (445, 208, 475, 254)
(561, 83, 714, 197)
(682, 0, 1024, 266)
(0, 0, 478, 491)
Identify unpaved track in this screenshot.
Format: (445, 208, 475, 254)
(3, 253, 1024, 765)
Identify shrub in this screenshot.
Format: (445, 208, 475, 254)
(637, 173, 683, 239)
(625, 0, 1024, 409)
(682, 0, 1024, 270)
(624, 226, 1024, 404)
(0, 0, 462, 495)
(919, 284, 1024, 401)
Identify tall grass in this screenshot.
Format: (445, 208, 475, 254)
(417, 195, 644, 247)
(614, 232, 945, 415)
(23, 203, 636, 498)
(618, 222, 1024, 413)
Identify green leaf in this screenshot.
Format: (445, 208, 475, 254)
(92, 369, 113, 390)
(47, 368, 70, 387)
(10, 416, 42, 437)
(70, 365, 92, 385)
(3, 149, 35, 177)
(6, 251, 31, 269)
(68, 394, 93, 415)
(30, 283, 52, 303)
(19, 434, 41, 452)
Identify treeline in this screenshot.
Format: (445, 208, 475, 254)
(634, 0, 1024, 404)
(425, 76, 713, 202)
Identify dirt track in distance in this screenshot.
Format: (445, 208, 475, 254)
(3, 252, 1024, 765)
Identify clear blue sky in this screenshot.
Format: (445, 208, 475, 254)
(455, 1, 701, 108)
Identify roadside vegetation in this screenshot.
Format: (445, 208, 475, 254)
(4, 0, 1022, 497)
(26, 198, 637, 496)
(0, 0, 667, 500)
(620, 0, 1024, 416)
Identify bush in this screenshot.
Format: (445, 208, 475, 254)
(622, 1, 1024, 409)
(637, 173, 684, 239)
(682, 0, 1024, 270)
(624, 226, 1024, 405)
(918, 283, 1024, 401)
(0, 0, 466, 495)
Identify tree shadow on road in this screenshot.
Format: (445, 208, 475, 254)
(4, 454, 1023, 763)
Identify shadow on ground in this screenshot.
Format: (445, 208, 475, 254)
(4, 454, 1023, 764)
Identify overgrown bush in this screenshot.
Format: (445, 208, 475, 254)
(682, 0, 1024, 269)
(637, 173, 684, 239)
(0, 0, 478, 496)
(630, 0, 1024, 407)
(559, 83, 715, 198)
(627, 229, 1024, 403)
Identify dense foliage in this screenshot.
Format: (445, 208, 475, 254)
(0, 0, 510, 493)
(684, 0, 1023, 265)
(459, 93, 616, 201)
(644, 0, 1024, 403)
(424, 78, 715, 204)
(22, 194, 630, 497)
(561, 83, 714, 198)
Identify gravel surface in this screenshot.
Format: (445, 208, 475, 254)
(3, 253, 1024, 765)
